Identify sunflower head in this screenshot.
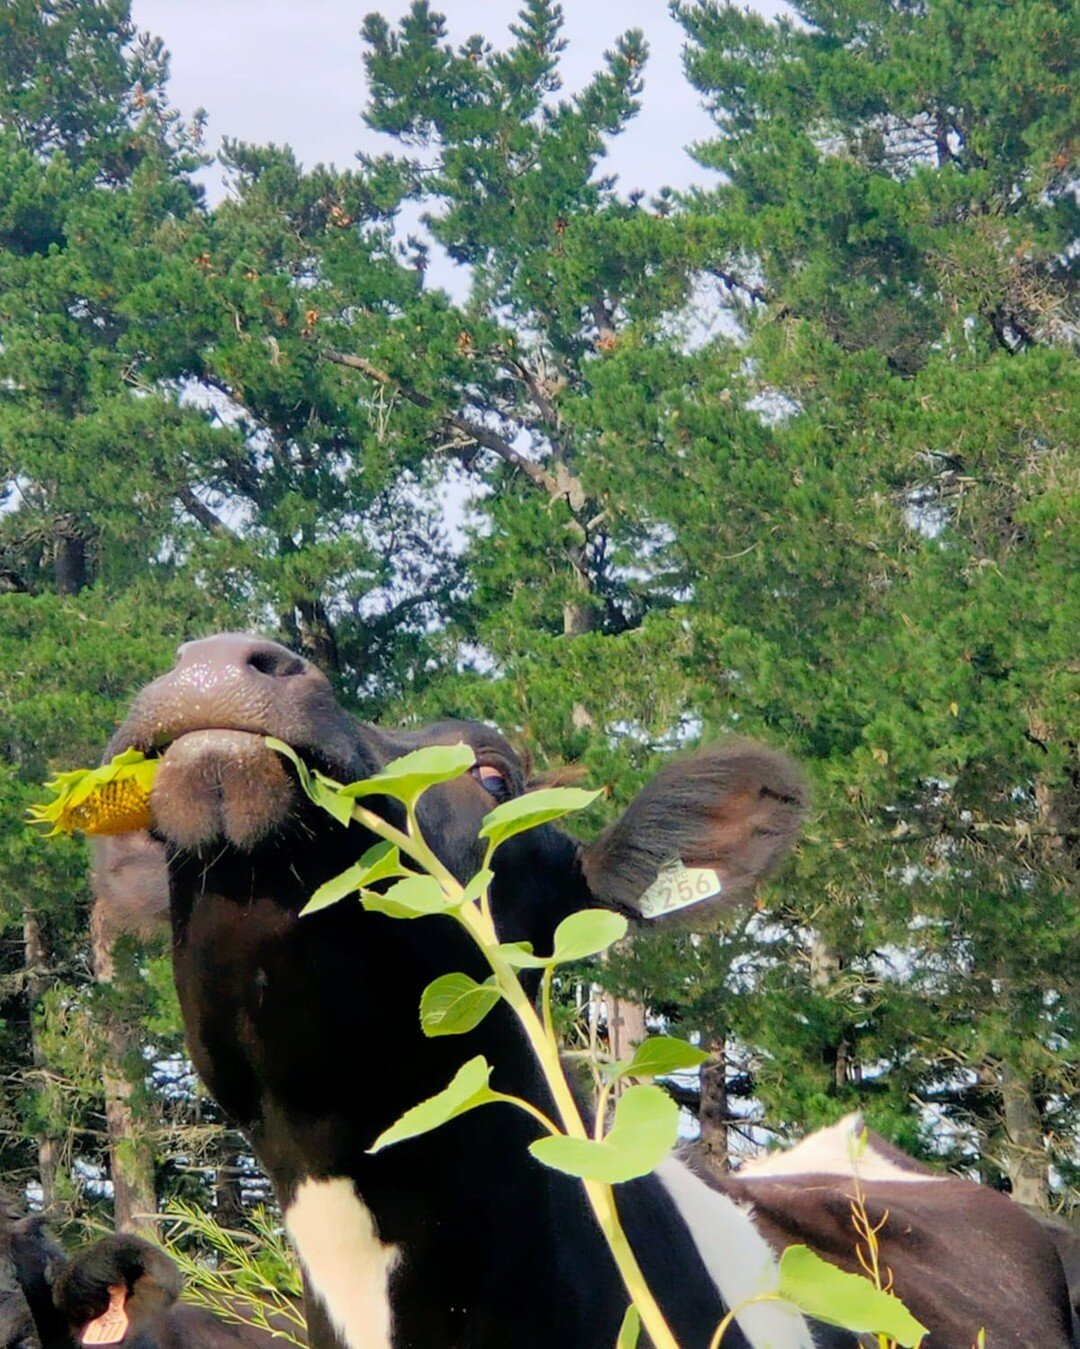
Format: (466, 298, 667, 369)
(28, 749, 158, 837)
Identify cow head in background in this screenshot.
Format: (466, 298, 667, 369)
(0, 1224, 297, 1349)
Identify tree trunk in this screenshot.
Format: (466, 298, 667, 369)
(295, 597, 341, 673)
(89, 903, 158, 1235)
(563, 598, 595, 637)
(53, 521, 86, 596)
(214, 1139, 247, 1230)
(1000, 1062, 1049, 1212)
(695, 1041, 731, 1178)
(603, 931, 648, 1111)
(22, 909, 58, 1212)
(607, 987, 647, 1063)
(810, 934, 855, 1090)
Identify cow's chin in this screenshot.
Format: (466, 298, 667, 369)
(150, 729, 297, 852)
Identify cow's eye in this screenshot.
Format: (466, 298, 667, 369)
(471, 764, 510, 799)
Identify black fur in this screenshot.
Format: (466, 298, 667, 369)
(53, 1235, 182, 1332)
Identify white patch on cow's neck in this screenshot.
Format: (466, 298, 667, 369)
(285, 1177, 398, 1349)
(655, 1157, 814, 1349)
(737, 1113, 942, 1184)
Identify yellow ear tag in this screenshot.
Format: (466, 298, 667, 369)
(28, 749, 158, 837)
(638, 860, 723, 920)
(81, 1283, 129, 1344)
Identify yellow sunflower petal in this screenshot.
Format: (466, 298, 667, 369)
(28, 751, 159, 837)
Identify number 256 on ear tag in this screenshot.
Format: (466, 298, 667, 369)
(638, 861, 723, 919)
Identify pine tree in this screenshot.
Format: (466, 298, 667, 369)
(0, 1, 460, 1226)
(623, 0, 1080, 1192)
(354, 0, 1080, 1195)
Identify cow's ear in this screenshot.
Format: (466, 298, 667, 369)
(579, 741, 806, 929)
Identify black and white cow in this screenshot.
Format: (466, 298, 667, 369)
(95, 634, 1077, 1349)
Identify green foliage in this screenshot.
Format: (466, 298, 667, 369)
(610, 1037, 710, 1083)
(161, 1200, 306, 1348)
(369, 1055, 505, 1153)
(528, 1084, 677, 1184)
(419, 972, 501, 1037)
(550, 910, 628, 963)
(776, 1246, 927, 1346)
(301, 841, 405, 915)
(339, 742, 476, 806)
(480, 786, 604, 857)
(616, 1304, 641, 1349)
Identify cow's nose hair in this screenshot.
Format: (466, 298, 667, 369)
(174, 634, 311, 683)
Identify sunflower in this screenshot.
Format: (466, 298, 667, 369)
(28, 749, 158, 837)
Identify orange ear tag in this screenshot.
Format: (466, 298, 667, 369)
(81, 1283, 129, 1345)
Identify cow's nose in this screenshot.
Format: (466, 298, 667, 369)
(173, 634, 311, 687)
(106, 632, 350, 765)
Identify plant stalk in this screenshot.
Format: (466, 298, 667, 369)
(352, 800, 683, 1349)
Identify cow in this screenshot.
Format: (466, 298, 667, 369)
(94, 633, 1078, 1349)
(713, 1114, 1079, 1347)
(51, 1233, 289, 1348)
(0, 1221, 294, 1348)
(0, 1215, 59, 1349)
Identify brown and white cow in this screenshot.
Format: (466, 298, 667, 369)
(94, 634, 1078, 1349)
(707, 1114, 1078, 1347)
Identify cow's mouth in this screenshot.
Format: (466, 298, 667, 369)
(106, 635, 385, 853)
(149, 727, 298, 852)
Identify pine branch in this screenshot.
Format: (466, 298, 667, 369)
(708, 267, 773, 308)
(364, 587, 447, 638)
(176, 485, 235, 536)
(884, 822, 1080, 844)
(662, 1074, 757, 1113)
(506, 354, 562, 430)
(322, 347, 560, 495)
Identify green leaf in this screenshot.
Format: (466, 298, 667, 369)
(420, 973, 502, 1037)
(776, 1246, 928, 1345)
(551, 909, 628, 962)
(479, 786, 602, 855)
(495, 941, 552, 970)
(265, 738, 354, 826)
(610, 1036, 711, 1082)
(301, 865, 366, 917)
(461, 867, 495, 904)
(528, 1084, 677, 1183)
(339, 743, 475, 807)
(359, 874, 453, 920)
(300, 842, 405, 916)
(368, 1056, 501, 1152)
(616, 1304, 640, 1349)
(605, 1083, 680, 1163)
(528, 1136, 634, 1184)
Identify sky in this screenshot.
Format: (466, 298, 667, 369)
(131, 1, 785, 201)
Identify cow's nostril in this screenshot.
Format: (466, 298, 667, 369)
(247, 649, 307, 678)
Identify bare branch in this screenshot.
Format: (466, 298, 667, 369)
(176, 486, 235, 537)
(322, 347, 560, 496)
(506, 355, 562, 430)
(708, 268, 773, 308)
